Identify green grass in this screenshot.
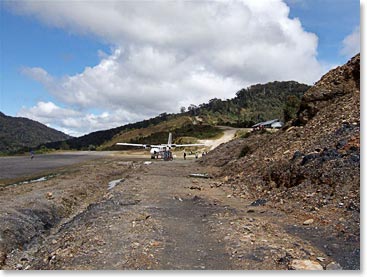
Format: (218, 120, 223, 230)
(125, 124, 222, 145)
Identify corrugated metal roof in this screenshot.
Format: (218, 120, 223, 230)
(252, 119, 280, 128)
(271, 122, 283, 128)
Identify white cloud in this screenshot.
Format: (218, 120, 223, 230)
(20, 67, 53, 84)
(341, 26, 360, 58)
(283, 0, 308, 8)
(18, 101, 142, 137)
(18, 101, 80, 120)
(9, 0, 326, 135)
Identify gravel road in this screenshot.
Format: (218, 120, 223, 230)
(198, 126, 244, 150)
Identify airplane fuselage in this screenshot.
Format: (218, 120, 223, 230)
(150, 147, 162, 155)
(150, 145, 172, 155)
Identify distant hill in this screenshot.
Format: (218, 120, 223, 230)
(42, 80, 310, 151)
(0, 112, 72, 154)
(43, 113, 222, 151)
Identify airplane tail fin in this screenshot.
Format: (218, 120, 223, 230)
(168, 133, 172, 145)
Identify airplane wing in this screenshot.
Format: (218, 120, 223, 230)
(116, 143, 149, 147)
(116, 143, 164, 148)
(172, 143, 205, 147)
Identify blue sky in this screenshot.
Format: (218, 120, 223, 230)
(0, 0, 361, 136)
(284, 0, 360, 64)
(0, 6, 110, 115)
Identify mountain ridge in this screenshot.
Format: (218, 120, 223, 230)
(0, 112, 72, 153)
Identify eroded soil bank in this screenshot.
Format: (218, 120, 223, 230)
(0, 157, 359, 270)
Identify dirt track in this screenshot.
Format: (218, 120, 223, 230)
(198, 126, 240, 150)
(0, 156, 356, 270)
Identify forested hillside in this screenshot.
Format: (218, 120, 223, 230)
(43, 113, 194, 151)
(186, 81, 310, 127)
(0, 112, 71, 154)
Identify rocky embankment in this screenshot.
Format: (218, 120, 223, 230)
(0, 158, 133, 269)
(201, 54, 360, 269)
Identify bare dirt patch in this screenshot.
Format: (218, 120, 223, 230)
(0, 157, 354, 270)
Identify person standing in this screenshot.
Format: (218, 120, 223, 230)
(30, 149, 34, 160)
(183, 151, 187, 160)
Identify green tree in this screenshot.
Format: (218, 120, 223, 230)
(60, 141, 70, 150)
(283, 95, 301, 122)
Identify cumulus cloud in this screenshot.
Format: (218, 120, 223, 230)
(18, 101, 142, 137)
(9, 0, 325, 135)
(20, 67, 54, 84)
(341, 26, 360, 57)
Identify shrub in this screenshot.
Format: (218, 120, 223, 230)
(239, 145, 251, 158)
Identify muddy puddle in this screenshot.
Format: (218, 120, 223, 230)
(8, 174, 58, 187)
(108, 178, 124, 190)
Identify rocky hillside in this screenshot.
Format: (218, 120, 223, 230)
(0, 112, 71, 154)
(201, 54, 360, 269)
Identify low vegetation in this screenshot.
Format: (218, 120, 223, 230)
(238, 144, 251, 158)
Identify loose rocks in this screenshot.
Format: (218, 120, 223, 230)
(289, 259, 323, 270)
(326, 262, 343, 270)
(303, 219, 314, 225)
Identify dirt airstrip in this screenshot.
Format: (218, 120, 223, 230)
(0, 152, 356, 270)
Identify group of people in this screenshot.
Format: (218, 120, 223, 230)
(183, 151, 207, 160)
(163, 149, 173, 161)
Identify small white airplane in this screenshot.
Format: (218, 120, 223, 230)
(116, 133, 204, 159)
